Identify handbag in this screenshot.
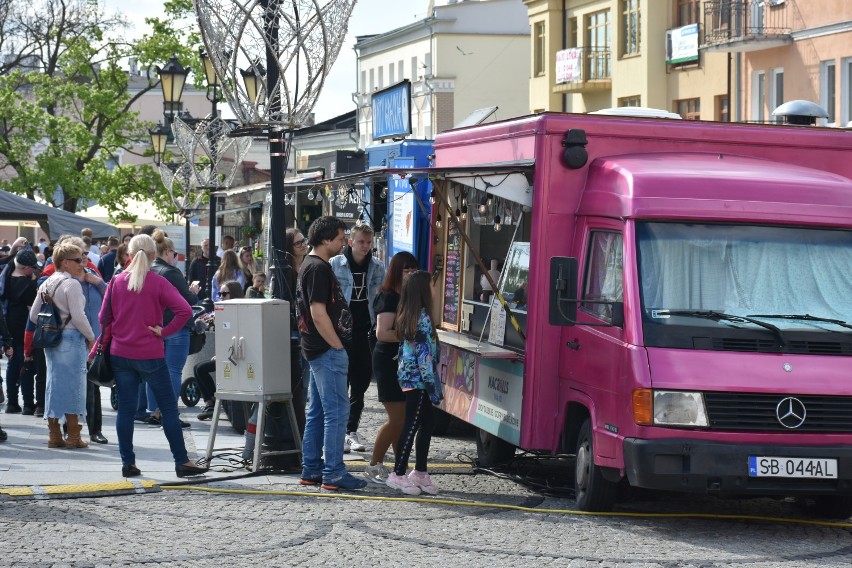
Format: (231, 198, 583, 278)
(32, 287, 69, 349)
(188, 318, 207, 355)
(87, 278, 115, 387)
(87, 341, 113, 388)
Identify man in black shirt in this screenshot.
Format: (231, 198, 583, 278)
(189, 239, 217, 301)
(330, 224, 385, 452)
(295, 216, 366, 491)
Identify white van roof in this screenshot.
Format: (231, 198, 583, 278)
(588, 107, 682, 119)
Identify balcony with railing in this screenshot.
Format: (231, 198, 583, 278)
(553, 47, 612, 94)
(702, 0, 792, 52)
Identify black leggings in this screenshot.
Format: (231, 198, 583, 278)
(393, 389, 434, 475)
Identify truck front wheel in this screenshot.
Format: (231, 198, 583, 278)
(475, 429, 515, 467)
(574, 419, 617, 512)
(811, 495, 852, 520)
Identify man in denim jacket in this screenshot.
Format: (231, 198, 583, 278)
(329, 223, 385, 452)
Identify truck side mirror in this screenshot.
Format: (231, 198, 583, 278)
(549, 257, 578, 326)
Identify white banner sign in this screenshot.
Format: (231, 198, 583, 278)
(556, 48, 583, 84)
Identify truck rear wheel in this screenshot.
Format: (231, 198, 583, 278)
(475, 429, 515, 467)
(574, 419, 617, 512)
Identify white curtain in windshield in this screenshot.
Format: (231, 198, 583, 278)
(638, 224, 852, 322)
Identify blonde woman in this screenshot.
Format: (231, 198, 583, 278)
(211, 250, 244, 302)
(28, 242, 95, 449)
(238, 246, 258, 292)
(97, 234, 206, 478)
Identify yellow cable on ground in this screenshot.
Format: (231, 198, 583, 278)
(161, 485, 852, 529)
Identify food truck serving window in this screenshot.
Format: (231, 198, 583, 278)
(500, 242, 530, 313)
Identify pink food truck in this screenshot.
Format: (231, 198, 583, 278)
(422, 111, 852, 516)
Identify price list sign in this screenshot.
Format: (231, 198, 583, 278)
(442, 221, 463, 329)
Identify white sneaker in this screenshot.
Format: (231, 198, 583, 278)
(362, 463, 390, 484)
(408, 470, 440, 495)
(346, 432, 366, 452)
(386, 472, 421, 495)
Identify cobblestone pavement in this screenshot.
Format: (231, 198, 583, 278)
(1, 384, 851, 567)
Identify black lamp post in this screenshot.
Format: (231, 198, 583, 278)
(148, 123, 170, 165)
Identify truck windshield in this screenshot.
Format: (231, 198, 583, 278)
(636, 222, 852, 351)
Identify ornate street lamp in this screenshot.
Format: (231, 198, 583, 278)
(156, 55, 191, 122)
(193, 0, 356, 301)
(152, 54, 249, 295)
(148, 123, 171, 166)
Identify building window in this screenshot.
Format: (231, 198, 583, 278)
(841, 57, 852, 127)
(752, 71, 765, 122)
(567, 17, 578, 48)
(369, 68, 375, 91)
(389, 62, 395, 84)
(619, 95, 640, 107)
(821, 60, 836, 125)
(360, 70, 366, 94)
(399, 59, 404, 81)
(586, 10, 611, 80)
(675, 97, 700, 120)
(715, 95, 730, 122)
(412, 56, 419, 79)
(770, 68, 784, 123)
(533, 21, 546, 77)
(677, 0, 700, 26)
(621, 0, 640, 56)
(378, 66, 384, 89)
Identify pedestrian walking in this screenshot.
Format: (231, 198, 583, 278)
(385, 271, 444, 496)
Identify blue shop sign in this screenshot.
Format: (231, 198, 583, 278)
(372, 80, 411, 140)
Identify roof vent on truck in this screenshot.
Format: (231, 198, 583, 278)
(588, 107, 682, 119)
(771, 100, 830, 126)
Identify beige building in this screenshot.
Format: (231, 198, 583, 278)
(354, 0, 530, 147)
(703, 0, 852, 125)
(525, 0, 729, 118)
(527, 1, 852, 124)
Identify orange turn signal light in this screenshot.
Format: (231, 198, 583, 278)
(633, 388, 653, 425)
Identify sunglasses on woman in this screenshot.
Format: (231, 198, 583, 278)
(219, 290, 231, 297)
(67, 257, 85, 264)
(295, 238, 308, 247)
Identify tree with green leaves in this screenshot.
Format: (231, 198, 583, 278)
(0, 0, 200, 221)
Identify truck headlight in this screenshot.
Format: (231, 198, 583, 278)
(652, 390, 708, 427)
(633, 389, 709, 427)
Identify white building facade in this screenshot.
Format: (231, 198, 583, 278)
(354, 0, 531, 148)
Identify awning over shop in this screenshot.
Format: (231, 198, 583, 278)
(0, 189, 117, 240)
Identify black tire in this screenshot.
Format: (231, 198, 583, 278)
(810, 495, 852, 520)
(223, 400, 247, 435)
(432, 409, 452, 436)
(180, 377, 201, 407)
(475, 428, 515, 467)
(110, 386, 118, 410)
(574, 419, 617, 512)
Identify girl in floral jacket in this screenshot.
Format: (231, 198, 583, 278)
(385, 271, 444, 496)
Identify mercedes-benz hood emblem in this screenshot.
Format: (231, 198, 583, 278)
(776, 397, 806, 429)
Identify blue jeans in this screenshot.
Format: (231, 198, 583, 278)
(302, 347, 349, 482)
(113, 355, 189, 467)
(147, 327, 189, 412)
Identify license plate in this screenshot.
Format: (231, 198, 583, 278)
(748, 456, 838, 479)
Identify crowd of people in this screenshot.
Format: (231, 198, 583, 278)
(0, 216, 444, 493)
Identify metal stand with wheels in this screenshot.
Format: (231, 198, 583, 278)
(205, 392, 302, 472)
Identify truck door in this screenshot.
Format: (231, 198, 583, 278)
(561, 223, 627, 462)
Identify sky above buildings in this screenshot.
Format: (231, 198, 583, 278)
(103, 0, 429, 122)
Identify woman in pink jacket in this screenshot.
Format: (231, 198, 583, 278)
(98, 234, 207, 478)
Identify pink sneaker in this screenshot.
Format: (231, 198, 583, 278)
(386, 472, 421, 495)
(408, 470, 439, 495)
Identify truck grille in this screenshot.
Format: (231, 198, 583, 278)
(709, 338, 852, 355)
(704, 392, 852, 433)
